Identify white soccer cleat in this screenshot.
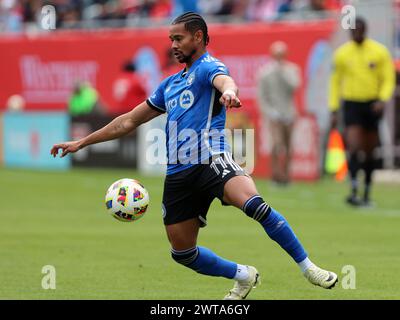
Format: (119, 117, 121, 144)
(304, 265, 338, 289)
(223, 266, 260, 300)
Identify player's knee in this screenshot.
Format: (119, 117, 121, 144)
(242, 195, 271, 224)
(171, 247, 199, 266)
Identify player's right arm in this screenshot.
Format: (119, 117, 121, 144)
(51, 101, 162, 158)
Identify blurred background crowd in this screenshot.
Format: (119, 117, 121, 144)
(1, 0, 355, 32)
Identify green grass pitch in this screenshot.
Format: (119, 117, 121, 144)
(1, 167, 399, 299)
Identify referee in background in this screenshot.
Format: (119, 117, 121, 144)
(329, 17, 395, 207)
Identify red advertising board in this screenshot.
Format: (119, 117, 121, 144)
(0, 21, 336, 179)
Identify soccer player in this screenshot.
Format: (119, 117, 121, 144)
(329, 17, 395, 207)
(51, 12, 338, 299)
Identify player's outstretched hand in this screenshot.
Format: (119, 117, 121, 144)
(51, 141, 82, 158)
(220, 90, 242, 109)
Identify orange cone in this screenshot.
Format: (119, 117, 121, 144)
(325, 129, 348, 181)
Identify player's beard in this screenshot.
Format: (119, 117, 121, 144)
(175, 48, 197, 64)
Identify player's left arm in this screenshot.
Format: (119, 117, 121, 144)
(213, 75, 242, 109)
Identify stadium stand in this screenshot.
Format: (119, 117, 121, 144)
(0, 0, 349, 32)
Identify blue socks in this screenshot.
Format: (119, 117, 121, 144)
(243, 195, 308, 263)
(262, 207, 308, 263)
(170, 195, 308, 280)
(171, 246, 237, 279)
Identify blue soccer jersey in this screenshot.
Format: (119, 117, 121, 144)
(147, 52, 231, 175)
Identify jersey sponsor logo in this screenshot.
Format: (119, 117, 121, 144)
(179, 89, 194, 109)
(186, 72, 196, 86)
(166, 98, 177, 112)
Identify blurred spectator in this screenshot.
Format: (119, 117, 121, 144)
(0, 0, 23, 32)
(246, 0, 280, 21)
(86, 0, 127, 20)
(257, 41, 301, 185)
(6, 94, 26, 112)
(58, 0, 82, 28)
(112, 61, 147, 115)
(275, 0, 341, 21)
(277, 0, 293, 15)
(198, 0, 235, 16)
(198, 0, 223, 16)
(69, 81, 105, 116)
(21, 0, 37, 23)
(296, 0, 328, 18)
(172, 0, 198, 16)
(307, 0, 326, 11)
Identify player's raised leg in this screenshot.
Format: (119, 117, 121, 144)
(222, 175, 338, 291)
(166, 217, 259, 298)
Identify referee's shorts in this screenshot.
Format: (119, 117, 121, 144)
(343, 100, 382, 131)
(161, 152, 248, 227)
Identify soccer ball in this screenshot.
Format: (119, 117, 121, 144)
(105, 178, 149, 222)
